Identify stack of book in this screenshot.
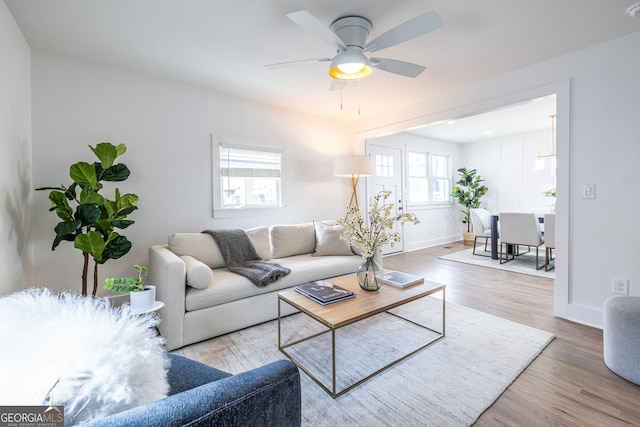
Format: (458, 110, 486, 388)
(294, 281, 355, 305)
(376, 271, 424, 288)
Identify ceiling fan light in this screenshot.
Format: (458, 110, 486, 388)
(329, 64, 372, 80)
(329, 50, 372, 81)
(337, 62, 366, 74)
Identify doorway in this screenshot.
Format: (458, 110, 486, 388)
(365, 144, 404, 255)
(356, 80, 570, 319)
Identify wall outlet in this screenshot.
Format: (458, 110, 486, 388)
(612, 277, 629, 295)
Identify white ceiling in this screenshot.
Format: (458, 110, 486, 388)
(405, 94, 557, 143)
(5, 0, 640, 135)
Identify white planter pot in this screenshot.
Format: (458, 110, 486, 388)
(129, 285, 155, 312)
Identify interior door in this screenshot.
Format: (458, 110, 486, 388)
(365, 144, 404, 255)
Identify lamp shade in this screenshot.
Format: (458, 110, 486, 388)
(334, 156, 375, 177)
(329, 50, 372, 81)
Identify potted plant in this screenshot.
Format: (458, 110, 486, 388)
(104, 264, 155, 312)
(451, 167, 488, 245)
(36, 142, 139, 296)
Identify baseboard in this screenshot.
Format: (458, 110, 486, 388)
(567, 303, 603, 329)
(405, 235, 460, 252)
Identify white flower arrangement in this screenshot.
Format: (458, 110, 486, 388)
(540, 184, 556, 198)
(540, 184, 556, 213)
(338, 190, 420, 259)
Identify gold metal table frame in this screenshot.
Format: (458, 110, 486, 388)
(277, 277, 445, 398)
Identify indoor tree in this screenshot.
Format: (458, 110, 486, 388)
(37, 142, 139, 296)
(450, 167, 488, 233)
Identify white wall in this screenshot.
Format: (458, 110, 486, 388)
(367, 133, 461, 249)
(462, 129, 557, 215)
(0, 2, 33, 295)
(14, 5, 640, 327)
(30, 52, 354, 295)
(356, 31, 640, 328)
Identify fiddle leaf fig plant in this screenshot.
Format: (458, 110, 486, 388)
(36, 142, 139, 296)
(451, 167, 488, 233)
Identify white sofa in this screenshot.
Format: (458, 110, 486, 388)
(149, 221, 361, 351)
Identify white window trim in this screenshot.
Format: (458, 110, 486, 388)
(406, 150, 452, 209)
(406, 150, 429, 206)
(211, 139, 285, 218)
(428, 152, 452, 205)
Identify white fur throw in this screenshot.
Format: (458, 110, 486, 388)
(0, 288, 169, 425)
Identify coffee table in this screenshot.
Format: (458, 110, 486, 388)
(277, 274, 445, 398)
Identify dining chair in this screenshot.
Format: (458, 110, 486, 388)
(498, 212, 544, 269)
(544, 213, 555, 271)
(470, 208, 492, 256)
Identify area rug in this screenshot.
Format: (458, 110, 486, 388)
(439, 247, 554, 279)
(175, 297, 554, 427)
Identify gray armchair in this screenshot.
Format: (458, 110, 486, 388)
(83, 354, 301, 427)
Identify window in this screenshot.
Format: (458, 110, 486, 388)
(407, 151, 451, 205)
(408, 152, 428, 203)
(219, 145, 281, 209)
(430, 154, 451, 203)
(375, 154, 394, 177)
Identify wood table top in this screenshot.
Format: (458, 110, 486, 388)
(278, 273, 445, 329)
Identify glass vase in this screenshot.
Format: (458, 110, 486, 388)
(357, 256, 382, 291)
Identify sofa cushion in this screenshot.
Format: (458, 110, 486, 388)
(312, 220, 353, 256)
(270, 223, 316, 258)
(166, 354, 231, 395)
(168, 233, 225, 269)
(181, 256, 213, 289)
(246, 226, 271, 260)
(185, 254, 361, 311)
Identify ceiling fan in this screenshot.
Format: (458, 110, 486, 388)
(265, 10, 444, 82)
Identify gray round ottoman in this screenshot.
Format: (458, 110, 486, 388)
(603, 295, 640, 385)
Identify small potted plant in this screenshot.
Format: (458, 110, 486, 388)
(451, 167, 489, 245)
(104, 264, 155, 312)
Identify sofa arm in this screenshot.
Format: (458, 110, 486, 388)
(83, 358, 301, 427)
(148, 245, 186, 351)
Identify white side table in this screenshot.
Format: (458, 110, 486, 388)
(132, 301, 165, 315)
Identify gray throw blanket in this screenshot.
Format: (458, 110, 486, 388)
(202, 229, 291, 288)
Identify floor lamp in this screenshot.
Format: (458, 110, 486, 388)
(334, 155, 375, 209)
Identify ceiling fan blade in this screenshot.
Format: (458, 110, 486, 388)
(286, 10, 346, 50)
(370, 58, 426, 78)
(364, 11, 443, 53)
(264, 57, 331, 69)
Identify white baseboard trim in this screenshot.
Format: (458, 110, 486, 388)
(405, 236, 460, 252)
(567, 303, 603, 330)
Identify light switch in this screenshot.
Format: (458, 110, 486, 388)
(582, 184, 595, 199)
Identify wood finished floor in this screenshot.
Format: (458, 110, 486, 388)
(382, 243, 640, 427)
(177, 243, 640, 426)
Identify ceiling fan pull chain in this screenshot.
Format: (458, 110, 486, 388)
(340, 84, 343, 110)
(358, 79, 361, 115)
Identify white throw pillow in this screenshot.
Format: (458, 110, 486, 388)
(168, 233, 226, 268)
(246, 226, 271, 260)
(0, 288, 169, 425)
(270, 223, 316, 258)
(312, 220, 354, 256)
(181, 255, 214, 289)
